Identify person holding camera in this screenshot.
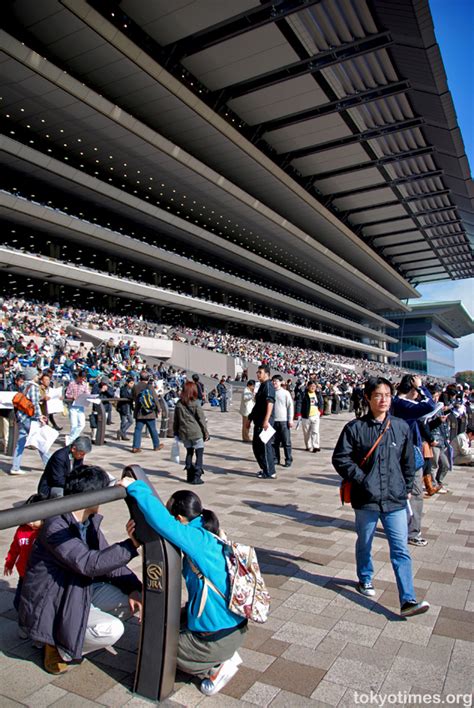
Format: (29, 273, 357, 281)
(392, 374, 437, 547)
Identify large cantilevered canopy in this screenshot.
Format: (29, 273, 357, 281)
(6, 0, 470, 286)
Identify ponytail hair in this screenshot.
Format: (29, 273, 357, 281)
(201, 509, 220, 535)
(166, 490, 220, 533)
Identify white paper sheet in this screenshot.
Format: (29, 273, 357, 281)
(259, 424, 276, 444)
(0, 392, 15, 409)
(46, 389, 64, 414)
(26, 421, 59, 454)
(72, 393, 97, 408)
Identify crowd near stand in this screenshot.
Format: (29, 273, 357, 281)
(0, 296, 473, 696)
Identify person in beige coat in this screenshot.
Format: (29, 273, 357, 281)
(239, 380, 255, 442)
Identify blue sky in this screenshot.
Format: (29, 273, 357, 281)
(413, 1, 473, 372)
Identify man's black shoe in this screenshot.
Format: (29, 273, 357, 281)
(284, 462, 292, 468)
(400, 600, 430, 618)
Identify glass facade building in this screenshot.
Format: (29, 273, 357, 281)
(385, 305, 473, 378)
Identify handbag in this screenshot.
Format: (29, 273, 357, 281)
(12, 384, 34, 417)
(413, 445, 424, 470)
(339, 418, 392, 505)
(421, 441, 433, 459)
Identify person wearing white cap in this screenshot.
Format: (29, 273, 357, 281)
(10, 367, 50, 475)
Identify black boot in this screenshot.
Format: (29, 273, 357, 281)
(195, 447, 204, 484)
(185, 447, 194, 472)
(190, 470, 204, 485)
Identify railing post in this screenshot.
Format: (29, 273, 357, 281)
(93, 401, 106, 446)
(122, 464, 181, 701)
(6, 410, 18, 457)
(158, 397, 170, 439)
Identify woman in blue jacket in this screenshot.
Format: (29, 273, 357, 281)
(119, 477, 247, 696)
(392, 374, 437, 547)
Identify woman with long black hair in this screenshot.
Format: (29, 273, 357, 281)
(118, 479, 247, 696)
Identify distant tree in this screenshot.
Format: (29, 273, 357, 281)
(455, 370, 474, 388)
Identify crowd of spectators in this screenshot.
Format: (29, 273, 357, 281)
(0, 296, 469, 403)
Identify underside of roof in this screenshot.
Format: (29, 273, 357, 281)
(4, 0, 472, 292)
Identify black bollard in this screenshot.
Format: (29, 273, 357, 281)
(122, 464, 182, 702)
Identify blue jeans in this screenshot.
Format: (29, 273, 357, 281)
(355, 507, 416, 605)
(11, 419, 51, 471)
(133, 419, 160, 449)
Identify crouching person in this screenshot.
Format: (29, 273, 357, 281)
(19, 465, 142, 675)
(118, 478, 247, 696)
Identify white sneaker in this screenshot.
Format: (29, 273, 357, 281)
(200, 652, 242, 696)
(10, 469, 26, 476)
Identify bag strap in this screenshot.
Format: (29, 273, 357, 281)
(187, 556, 225, 617)
(360, 417, 391, 467)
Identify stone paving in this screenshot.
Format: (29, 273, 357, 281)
(0, 402, 473, 706)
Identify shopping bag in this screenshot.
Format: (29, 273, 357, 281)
(170, 436, 180, 464)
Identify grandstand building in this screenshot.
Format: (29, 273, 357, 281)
(1, 0, 473, 362)
(385, 301, 474, 378)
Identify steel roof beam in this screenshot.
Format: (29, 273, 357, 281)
(329, 178, 445, 203)
(374, 237, 425, 248)
(163, 0, 324, 62)
(260, 80, 409, 135)
(310, 146, 434, 184)
(384, 249, 433, 259)
(282, 117, 424, 163)
(404, 267, 445, 275)
(413, 205, 458, 218)
(342, 190, 452, 216)
(368, 228, 420, 240)
(403, 189, 450, 202)
(214, 32, 393, 103)
(359, 206, 458, 227)
(423, 219, 462, 229)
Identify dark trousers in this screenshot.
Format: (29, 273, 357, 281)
(119, 412, 133, 437)
(273, 421, 292, 464)
(14, 577, 23, 612)
(252, 426, 276, 477)
(219, 395, 228, 412)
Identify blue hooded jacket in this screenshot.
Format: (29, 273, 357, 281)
(391, 385, 437, 447)
(126, 480, 242, 633)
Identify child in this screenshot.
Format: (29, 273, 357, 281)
(3, 494, 44, 612)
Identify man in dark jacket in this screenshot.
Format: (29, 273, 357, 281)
(131, 372, 163, 453)
(332, 376, 429, 618)
(19, 466, 142, 675)
(37, 435, 92, 498)
(216, 377, 228, 412)
(248, 365, 276, 479)
(117, 377, 134, 440)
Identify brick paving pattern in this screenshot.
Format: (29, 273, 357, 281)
(0, 402, 472, 706)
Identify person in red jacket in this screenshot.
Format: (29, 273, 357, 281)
(3, 494, 44, 612)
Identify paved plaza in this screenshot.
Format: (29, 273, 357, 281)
(0, 402, 472, 706)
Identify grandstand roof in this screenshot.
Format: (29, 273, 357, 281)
(405, 300, 474, 339)
(6, 0, 471, 287)
(1, 0, 472, 358)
